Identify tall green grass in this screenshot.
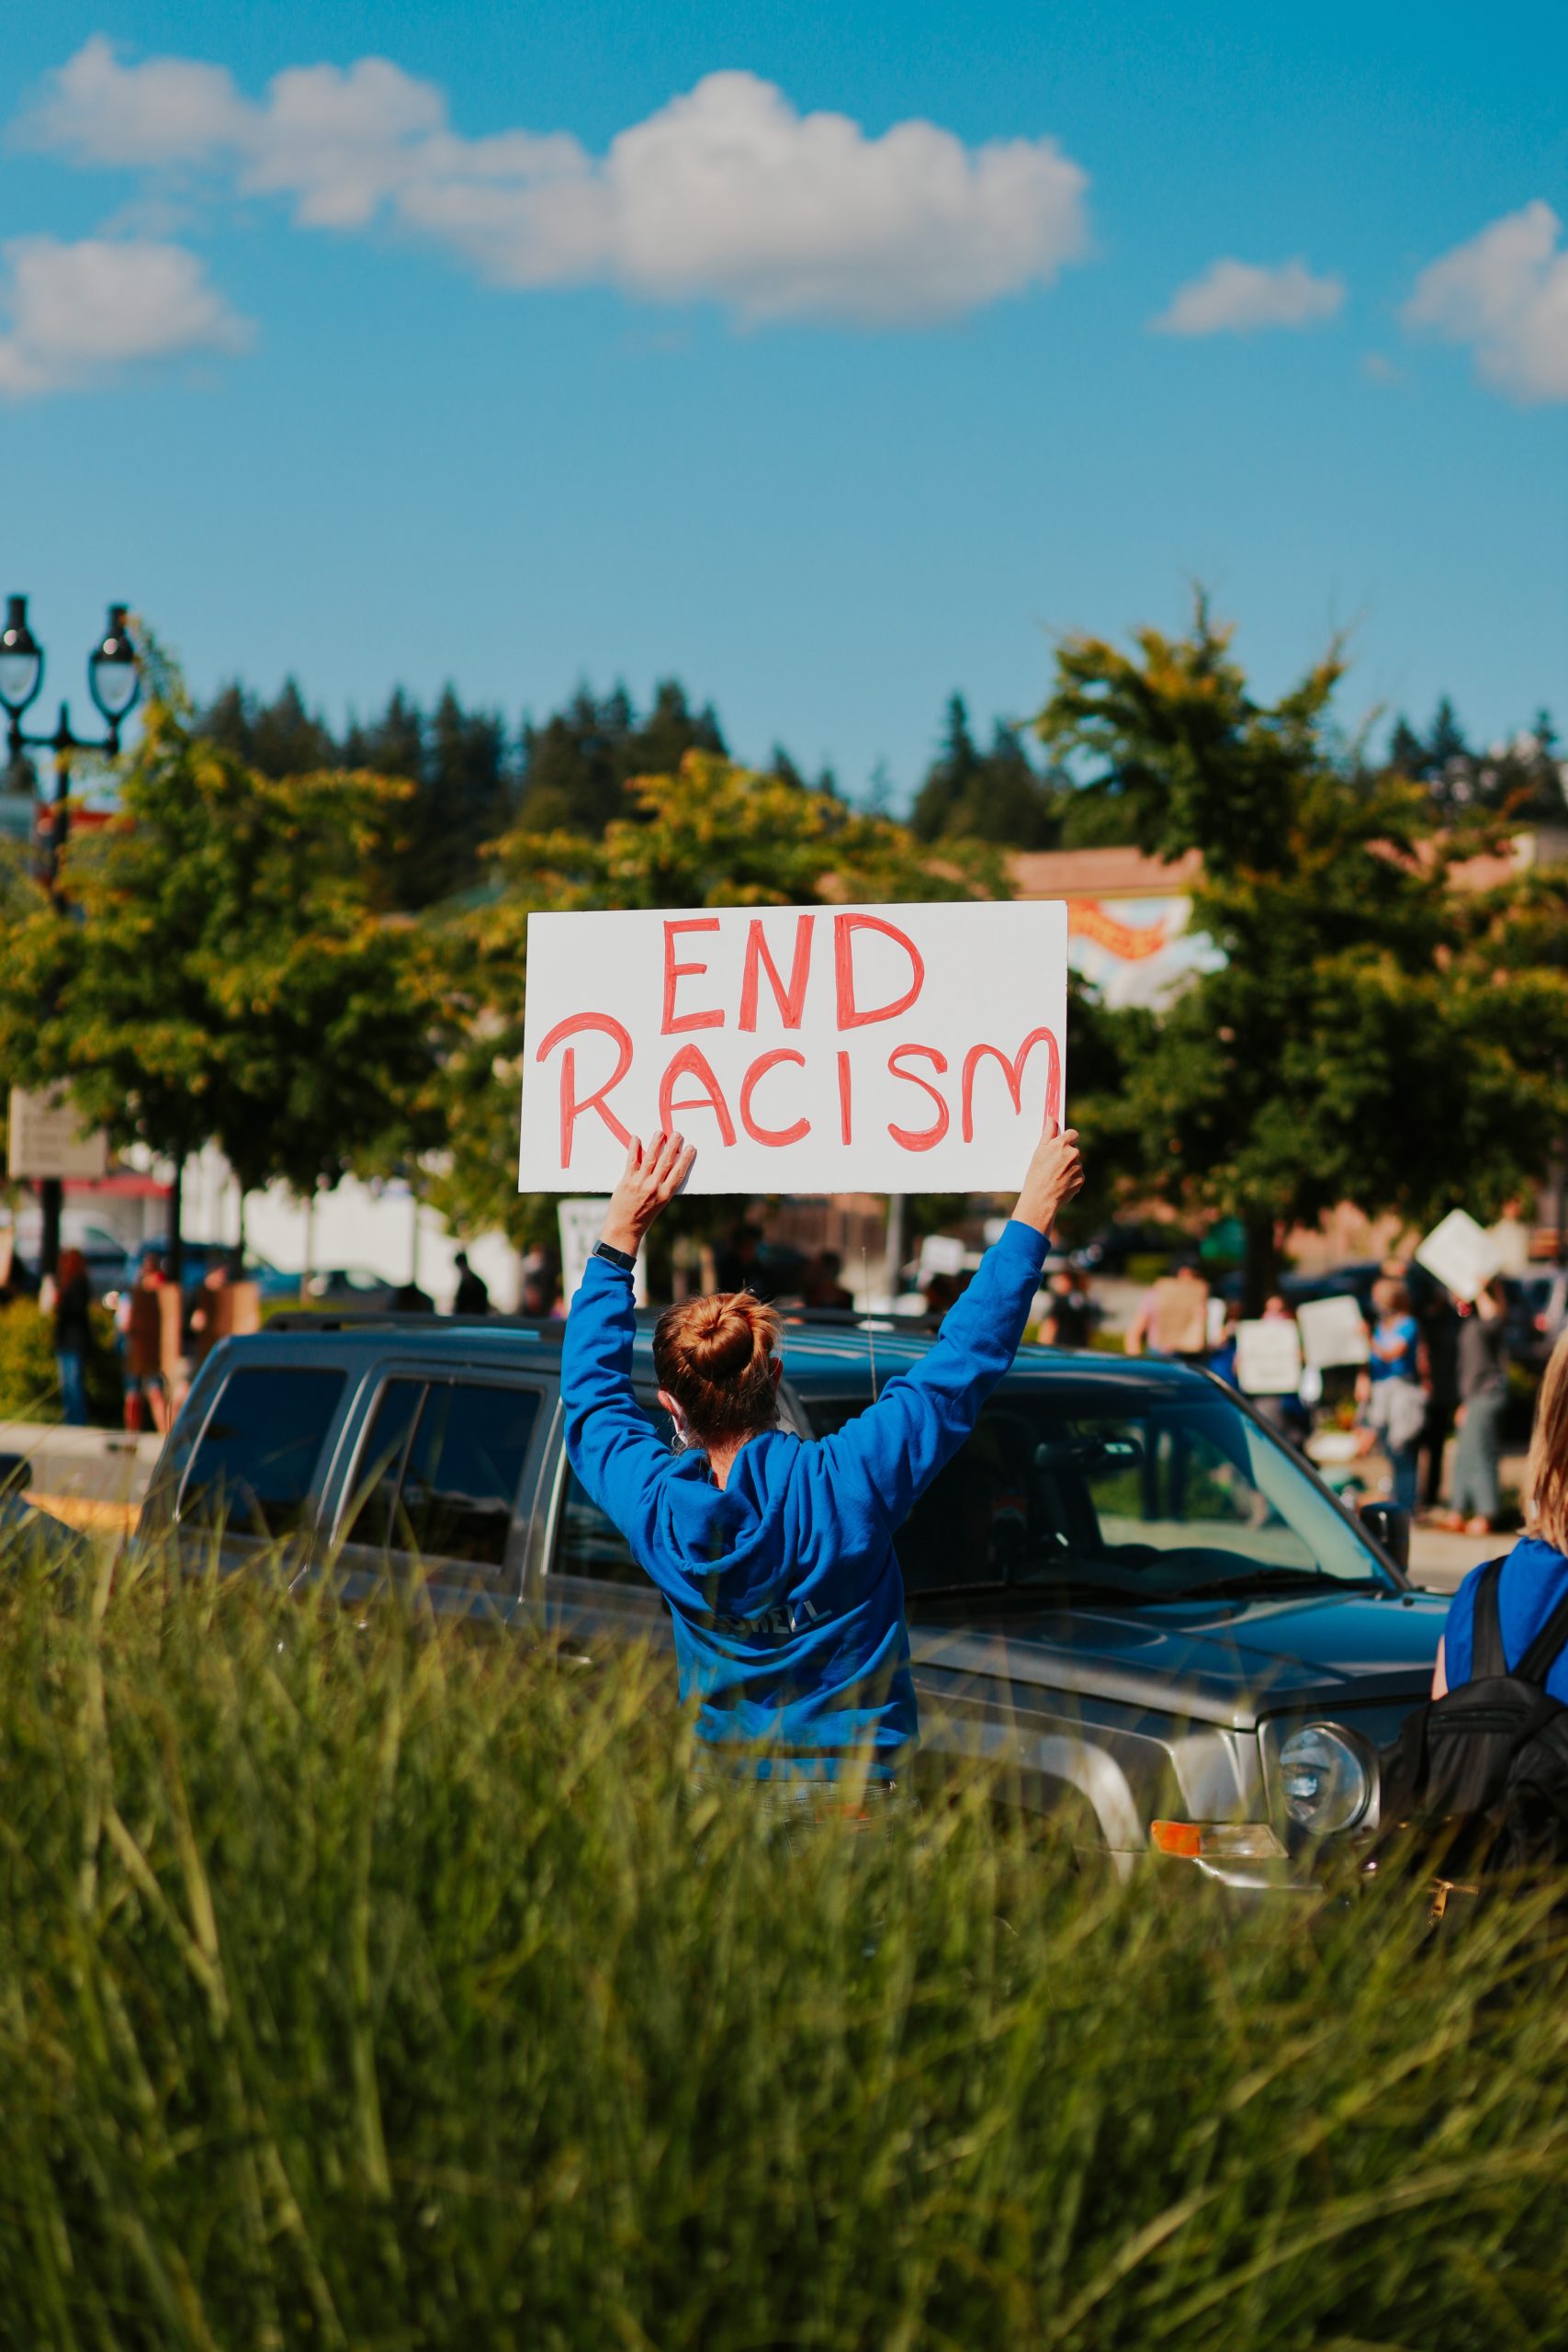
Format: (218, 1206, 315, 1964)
(1, 1532, 1566, 2349)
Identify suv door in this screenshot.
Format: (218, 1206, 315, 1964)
(326, 1371, 550, 1621)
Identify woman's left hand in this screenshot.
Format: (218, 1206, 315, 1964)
(601, 1131, 696, 1255)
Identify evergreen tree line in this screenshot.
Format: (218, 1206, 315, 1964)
(199, 672, 1568, 910)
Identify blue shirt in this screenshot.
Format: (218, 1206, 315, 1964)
(1443, 1536, 1568, 1703)
(560, 1218, 1047, 1779)
(1369, 1313, 1420, 1384)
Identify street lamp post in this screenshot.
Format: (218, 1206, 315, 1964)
(0, 596, 140, 1277)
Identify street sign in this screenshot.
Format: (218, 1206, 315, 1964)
(520, 899, 1069, 1194)
(6, 1086, 108, 1182)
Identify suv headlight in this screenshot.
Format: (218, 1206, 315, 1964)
(1278, 1724, 1370, 1838)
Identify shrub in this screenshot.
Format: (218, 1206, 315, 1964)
(0, 1545, 1566, 2346)
(0, 1299, 123, 1425)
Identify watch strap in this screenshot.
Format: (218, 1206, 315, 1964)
(592, 1238, 637, 1273)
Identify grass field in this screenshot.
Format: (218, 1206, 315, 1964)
(1, 1531, 1566, 2349)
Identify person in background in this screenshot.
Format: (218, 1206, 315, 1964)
(803, 1250, 854, 1312)
(1251, 1294, 1313, 1448)
(1431, 1325, 1568, 1701)
(1207, 1296, 1244, 1386)
(1359, 1275, 1428, 1518)
(1125, 1255, 1211, 1363)
(452, 1249, 491, 1316)
(118, 1251, 169, 1433)
(52, 1247, 91, 1428)
(1040, 1267, 1093, 1350)
(1442, 1279, 1510, 1536)
(1418, 1283, 1461, 1517)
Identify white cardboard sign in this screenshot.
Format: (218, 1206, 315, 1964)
(6, 1086, 108, 1182)
(1415, 1208, 1501, 1304)
(519, 901, 1068, 1194)
(1235, 1318, 1303, 1396)
(557, 1198, 648, 1306)
(1296, 1295, 1370, 1370)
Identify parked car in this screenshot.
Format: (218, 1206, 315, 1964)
(301, 1267, 403, 1313)
(138, 1313, 1445, 1894)
(0, 1453, 89, 1568)
(125, 1238, 300, 1304)
(8, 1218, 134, 1301)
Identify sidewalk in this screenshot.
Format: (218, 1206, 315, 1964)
(0, 1420, 163, 1533)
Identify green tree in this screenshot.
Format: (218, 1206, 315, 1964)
(429, 751, 998, 1249)
(199, 678, 338, 778)
(1035, 598, 1568, 1304)
(0, 694, 441, 1273)
(911, 695, 1062, 849)
(514, 680, 727, 835)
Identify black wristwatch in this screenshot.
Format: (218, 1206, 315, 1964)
(592, 1238, 637, 1273)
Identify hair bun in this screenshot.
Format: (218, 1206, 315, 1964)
(653, 1290, 783, 1448)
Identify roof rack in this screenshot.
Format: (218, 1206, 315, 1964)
(262, 1310, 564, 1338)
(258, 1303, 947, 1340)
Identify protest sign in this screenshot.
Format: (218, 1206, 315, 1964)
(917, 1233, 966, 1283)
(1148, 1276, 1209, 1357)
(558, 1198, 648, 1306)
(1415, 1207, 1501, 1304)
(6, 1086, 107, 1182)
(520, 901, 1067, 1195)
(1235, 1318, 1303, 1396)
(1296, 1295, 1370, 1370)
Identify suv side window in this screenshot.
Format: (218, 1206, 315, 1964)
(346, 1378, 540, 1573)
(179, 1366, 347, 1537)
(552, 1401, 673, 1586)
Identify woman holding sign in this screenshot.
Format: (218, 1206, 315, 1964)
(561, 1120, 1084, 1808)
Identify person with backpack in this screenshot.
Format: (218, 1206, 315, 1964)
(1430, 1323, 1566, 1703)
(1378, 1328, 1568, 1900)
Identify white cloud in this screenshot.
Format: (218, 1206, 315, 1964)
(1152, 257, 1345, 337)
(18, 40, 1090, 326)
(0, 235, 251, 396)
(1403, 200, 1568, 402)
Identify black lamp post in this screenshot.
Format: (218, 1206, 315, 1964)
(0, 596, 141, 1275)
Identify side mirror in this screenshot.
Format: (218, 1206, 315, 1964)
(1359, 1500, 1410, 1572)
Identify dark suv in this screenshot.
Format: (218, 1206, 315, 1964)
(140, 1313, 1447, 1890)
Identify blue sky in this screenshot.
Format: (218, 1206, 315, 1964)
(0, 1, 1562, 804)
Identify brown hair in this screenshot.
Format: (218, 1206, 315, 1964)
(1371, 1277, 1409, 1318)
(654, 1291, 782, 1447)
(57, 1249, 87, 1286)
(1528, 1328, 1568, 1555)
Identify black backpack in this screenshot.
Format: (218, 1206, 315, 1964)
(1378, 1558, 1568, 1896)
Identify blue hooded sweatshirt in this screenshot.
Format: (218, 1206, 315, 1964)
(560, 1218, 1047, 1779)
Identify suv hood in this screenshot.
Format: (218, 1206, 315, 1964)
(911, 1586, 1448, 1728)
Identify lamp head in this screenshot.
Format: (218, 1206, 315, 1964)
(0, 595, 42, 718)
(87, 605, 139, 727)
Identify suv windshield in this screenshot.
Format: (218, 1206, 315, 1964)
(805, 1379, 1392, 1608)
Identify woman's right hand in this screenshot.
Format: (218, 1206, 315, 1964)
(1012, 1121, 1085, 1238)
(601, 1131, 697, 1255)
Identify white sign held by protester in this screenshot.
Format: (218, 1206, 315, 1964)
(1415, 1207, 1502, 1304)
(557, 1198, 647, 1306)
(519, 901, 1068, 1194)
(1235, 1318, 1303, 1396)
(1296, 1295, 1370, 1370)
(6, 1086, 108, 1182)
